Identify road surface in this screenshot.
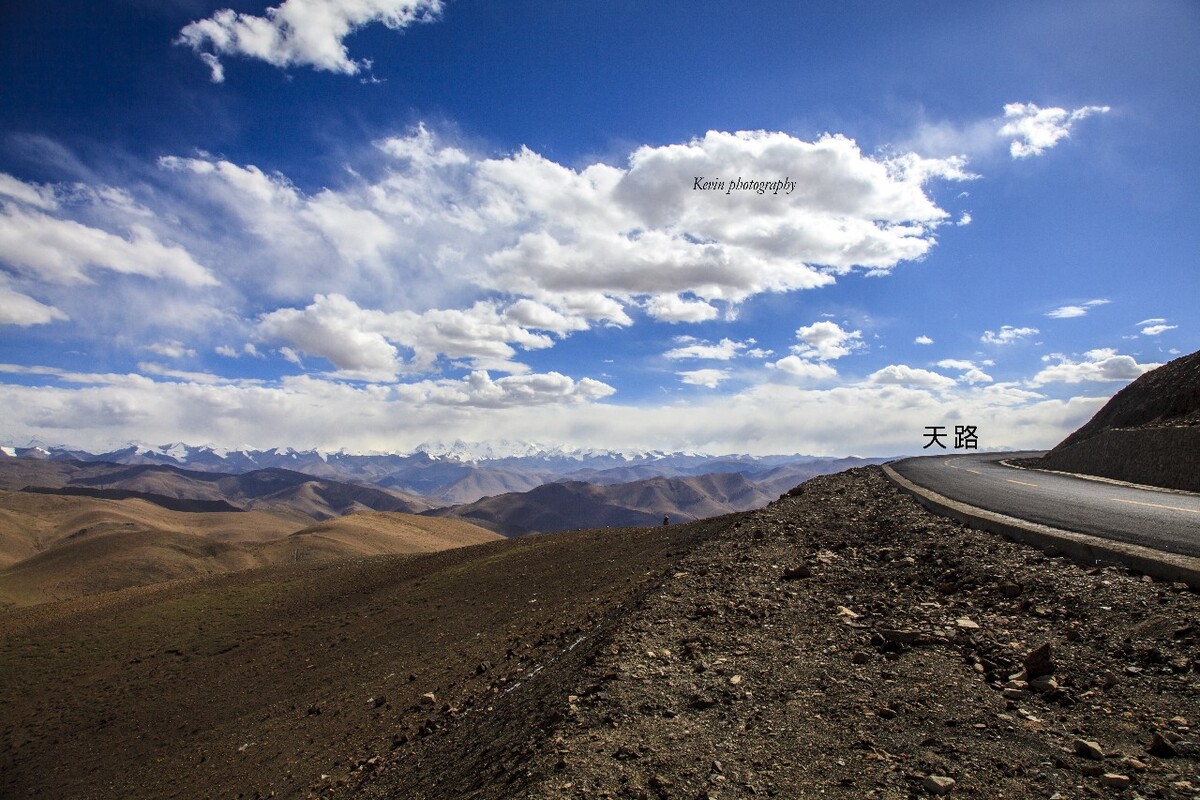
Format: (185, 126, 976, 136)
(889, 452, 1200, 559)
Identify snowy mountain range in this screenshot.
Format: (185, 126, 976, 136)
(0, 441, 892, 505)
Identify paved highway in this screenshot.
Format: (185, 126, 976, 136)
(889, 452, 1200, 559)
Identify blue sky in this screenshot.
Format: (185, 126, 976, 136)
(0, 0, 1196, 455)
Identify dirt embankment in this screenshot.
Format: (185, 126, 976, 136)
(2, 467, 1197, 799)
(1029, 349, 1200, 492)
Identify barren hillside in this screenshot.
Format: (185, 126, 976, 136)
(0, 491, 499, 606)
(1027, 348, 1200, 491)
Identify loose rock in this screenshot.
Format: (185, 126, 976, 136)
(923, 774, 956, 795)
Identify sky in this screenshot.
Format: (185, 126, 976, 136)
(0, 0, 1196, 456)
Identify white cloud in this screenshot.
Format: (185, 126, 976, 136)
(678, 369, 730, 389)
(1028, 350, 1159, 387)
(1136, 318, 1166, 326)
(645, 294, 719, 323)
(257, 294, 403, 380)
(504, 299, 589, 335)
(0, 368, 1107, 456)
(176, 0, 444, 81)
(1140, 321, 1177, 335)
(981, 325, 1038, 345)
(146, 125, 967, 348)
(791, 321, 863, 361)
(913, 335, 933, 345)
(146, 340, 197, 359)
(936, 359, 993, 384)
(663, 337, 749, 361)
(956, 212, 972, 226)
(216, 343, 263, 359)
(393, 370, 616, 408)
(254, 293, 564, 379)
(1046, 299, 1109, 319)
(770, 356, 837, 381)
(0, 173, 58, 210)
(868, 364, 957, 390)
(0, 277, 68, 326)
(0, 174, 215, 288)
(998, 102, 1111, 159)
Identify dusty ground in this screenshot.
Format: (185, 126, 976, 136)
(2, 466, 1197, 799)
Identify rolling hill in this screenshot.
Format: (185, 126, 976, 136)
(0, 489, 500, 606)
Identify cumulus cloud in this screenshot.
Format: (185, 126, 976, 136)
(663, 337, 749, 361)
(146, 125, 969, 359)
(678, 369, 730, 389)
(1028, 349, 1159, 387)
(769, 356, 837, 382)
(1046, 299, 1109, 319)
(645, 294, 719, 323)
(998, 102, 1111, 159)
(791, 321, 863, 361)
(254, 293, 561, 379)
(913, 335, 933, 345)
(504, 299, 590, 335)
(868, 364, 957, 390)
(176, 0, 444, 81)
(981, 325, 1038, 345)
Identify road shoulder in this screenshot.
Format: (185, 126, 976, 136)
(883, 463, 1200, 590)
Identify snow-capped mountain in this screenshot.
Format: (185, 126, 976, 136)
(0, 440, 892, 505)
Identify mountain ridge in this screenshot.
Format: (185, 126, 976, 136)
(0, 442, 893, 505)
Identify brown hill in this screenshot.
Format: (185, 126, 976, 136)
(1030, 348, 1200, 491)
(0, 491, 499, 606)
(426, 472, 774, 536)
(269, 512, 503, 559)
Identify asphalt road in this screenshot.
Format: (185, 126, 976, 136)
(890, 451, 1200, 559)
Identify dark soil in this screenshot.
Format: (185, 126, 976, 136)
(2, 466, 1197, 799)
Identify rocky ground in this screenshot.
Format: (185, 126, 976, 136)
(3, 466, 1197, 799)
(364, 467, 1199, 799)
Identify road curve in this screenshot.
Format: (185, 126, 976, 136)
(889, 452, 1200, 559)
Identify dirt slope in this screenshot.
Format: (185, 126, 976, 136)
(1030, 348, 1200, 491)
(2, 467, 1196, 799)
(0, 520, 719, 799)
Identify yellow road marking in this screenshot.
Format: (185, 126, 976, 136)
(1006, 479, 1039, 487)
(1111, 497, 1200, 514)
